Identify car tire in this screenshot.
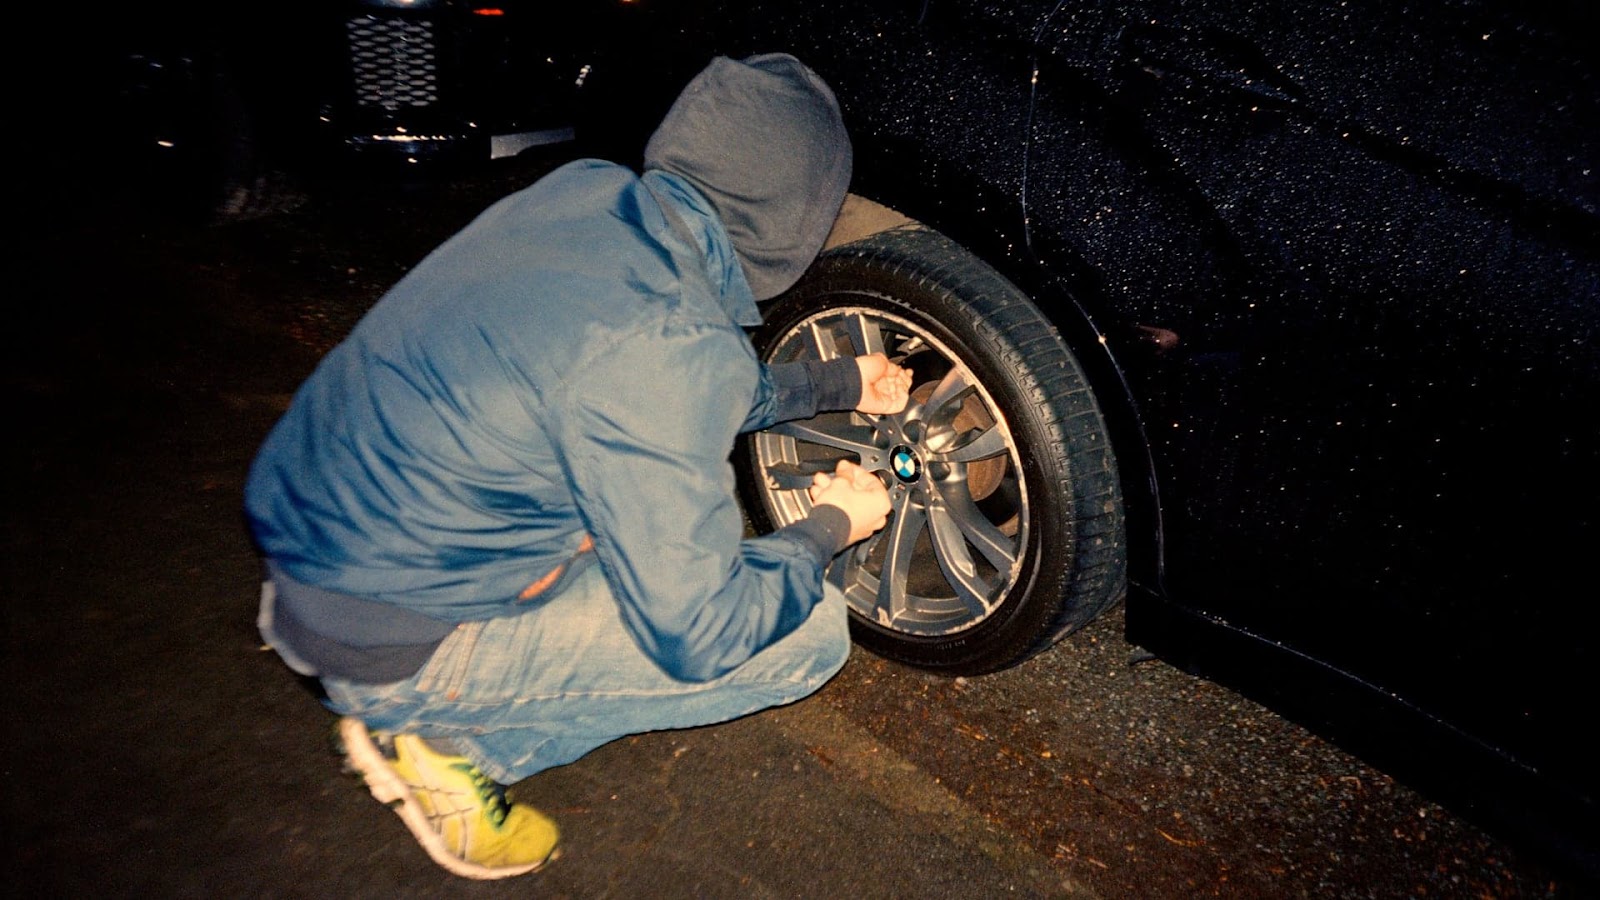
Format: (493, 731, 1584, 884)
(739, 226, 1126, 674)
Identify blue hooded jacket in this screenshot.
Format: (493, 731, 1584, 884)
(246, 54, 855, 684)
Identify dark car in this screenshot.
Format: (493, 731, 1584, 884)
(643, 0, 1597, 882)
(74, 0, 693, 222)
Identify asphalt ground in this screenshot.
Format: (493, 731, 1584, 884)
(5, 150, 1590, 898)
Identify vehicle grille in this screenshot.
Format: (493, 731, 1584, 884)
(346, 16, 439, 111)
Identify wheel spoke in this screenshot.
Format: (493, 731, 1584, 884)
(765, 420, 879, 458)
(802, 320, 836, 360)
(935, 424, 1008, 464)
(926, 502, 996, 617)
(921, 366, 976, 426)
(761, 460, 836, 490)
(841, 312, 887, 357)
(928, 477, 1017, 574)
(872, 493, 925, 625)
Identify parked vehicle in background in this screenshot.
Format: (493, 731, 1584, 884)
(77, 0, 699, 223)
(643, 0, 1596, 883)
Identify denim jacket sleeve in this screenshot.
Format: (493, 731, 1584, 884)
(556, 320, 833, 682)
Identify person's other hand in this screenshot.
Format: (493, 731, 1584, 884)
(809, 459, 892, 545)
(855, 353, 913, 415)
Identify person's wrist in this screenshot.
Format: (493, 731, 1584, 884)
(806, 502, 855, 554)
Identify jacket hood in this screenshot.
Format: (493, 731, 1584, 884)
(643, 53, 852, 301)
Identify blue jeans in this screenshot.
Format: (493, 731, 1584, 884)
(284, 565, 851, 785)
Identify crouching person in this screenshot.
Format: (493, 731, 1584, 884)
(244, 52, 912, 879)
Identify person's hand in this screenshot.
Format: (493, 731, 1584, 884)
(855, 353, 913, 415)
(809, 459, 892, 545)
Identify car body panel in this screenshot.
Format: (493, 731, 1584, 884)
(698, 0, 1600, 878)
(1024, 0, 1598, 791)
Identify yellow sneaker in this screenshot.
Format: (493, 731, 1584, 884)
(338, 717, 560, 879)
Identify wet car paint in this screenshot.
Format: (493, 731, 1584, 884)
(684, 0, 1599, 880)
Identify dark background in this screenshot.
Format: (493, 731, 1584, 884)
(4, 143, 1590, 896)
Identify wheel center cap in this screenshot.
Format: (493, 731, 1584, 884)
(890, 445, 921, 483)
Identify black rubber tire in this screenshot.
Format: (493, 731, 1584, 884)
(740, 227, 1126, 674)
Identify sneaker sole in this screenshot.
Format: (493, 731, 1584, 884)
(337, 717, 559, 880)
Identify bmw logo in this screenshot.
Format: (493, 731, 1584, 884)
(890, 445, 921, 483)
